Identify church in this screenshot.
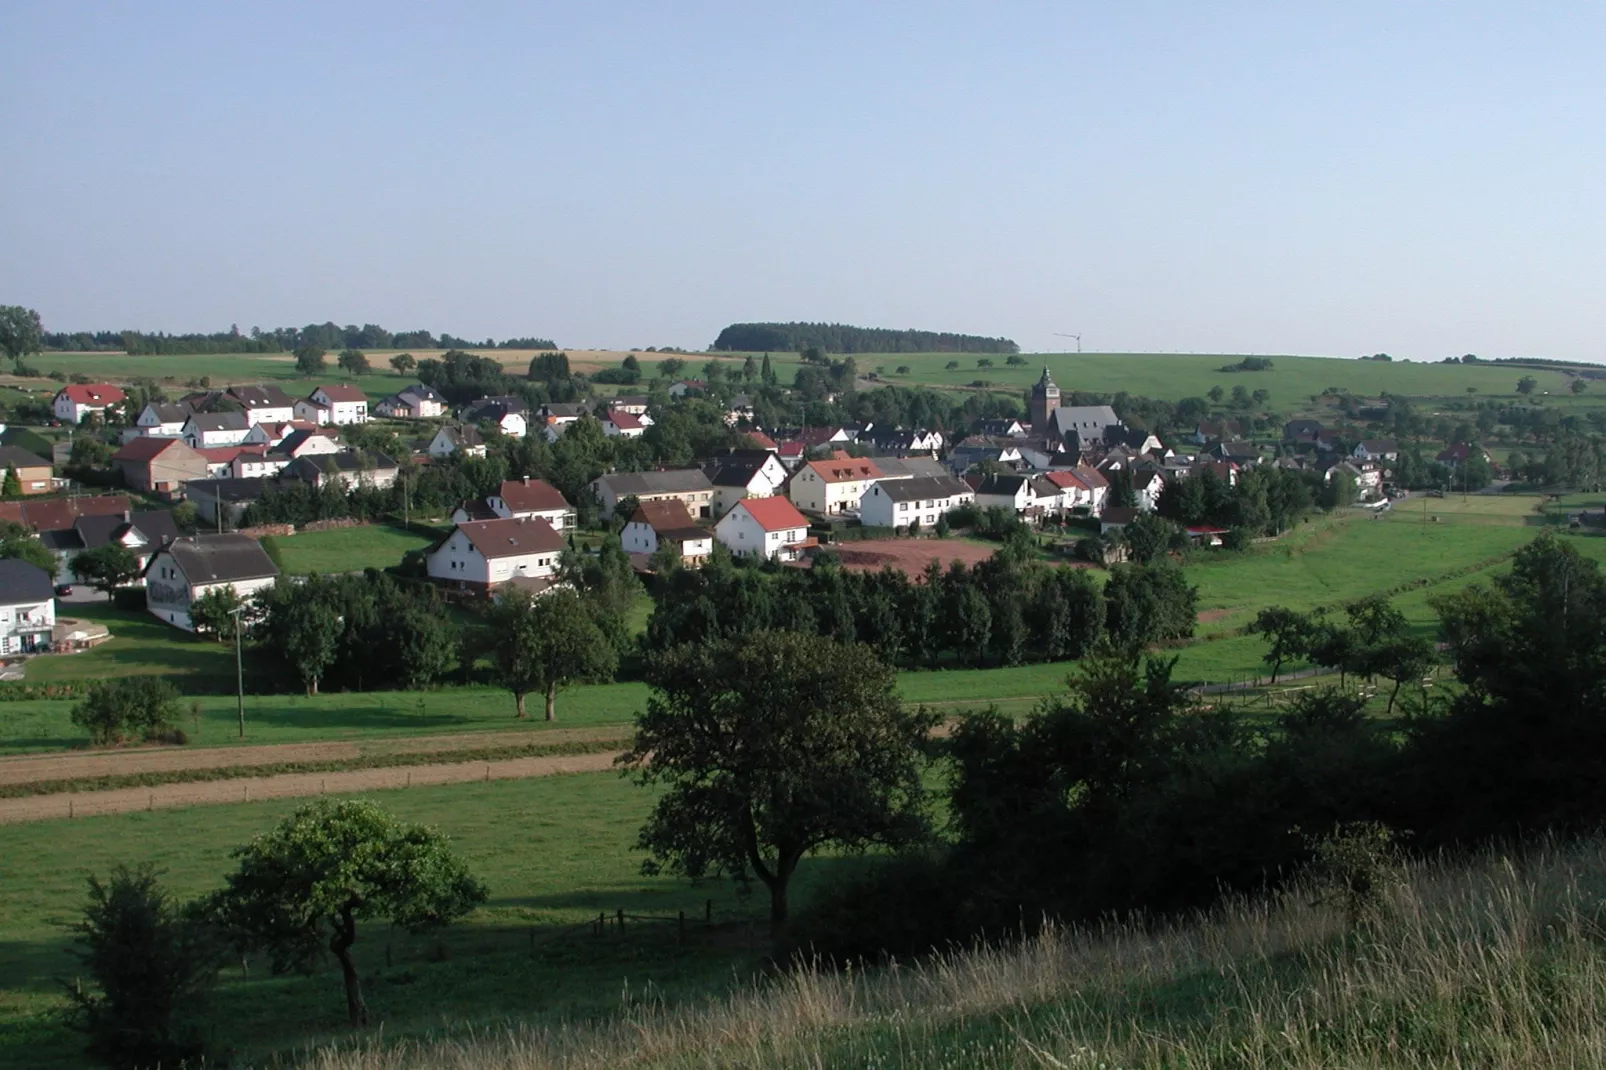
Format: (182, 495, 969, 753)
(1028, 367, 1129, 450)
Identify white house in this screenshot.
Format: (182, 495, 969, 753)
(273, 428, 343, 460)
(476, 477, 574, 530)
(462, 397, 528, 438)
(859, 475, 974, 530)
(0, 559, 55, 654)
(704, 449, 789, 515)
(143, 534, 279, 632)
(601, 408, 646, 438)
(182, 412, 252, 449)
(225, 385, 298, 426)
(714, 497, 812, 561)
(53, 384, 126, 424)
(426, 516, 565, 593)
(135, 402, 194, 438)
(231, 450, 292, 480)
(1132, 468, 1167, 512)
(39, 509, 181, 586)
(375, 384, 447, 419)
(590, 469, 715, 520)
(242, 420, 320, 448)
(427, 425, 487, 459)
(539, 403, 587, 440)
(967, 474, 1038, 517)
(297, 385, 370, 426)
(787, 453, 885, 516)
(1352, 439, 1399, 463)
(620, 500, 713, 567)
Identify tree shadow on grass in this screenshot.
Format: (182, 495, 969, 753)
(241, 702, 472, 732)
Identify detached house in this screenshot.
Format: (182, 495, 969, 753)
(296, 385, 370, 426)
(285, 450, 399, 490)
(52, 384, 126, 424)
(715, 497, 812, 561)
(461, 397, 527, 438)
(787, 453, 885, 516)
(113, 437, 207, 493)
(183, 412, 252, 449)
(966, 474, 1039, 518)
(451, 478, 573, 530)
(601, 408, 646, 438)
(0, 446, 53, 495)
(703, 449, 788, 515)
(375, 383, 447, 419)
(859, 476, 973, 530)
(144, 534, 279, 631)
(620, 500, 713, 567)
(225, 385, 298, 426)
(0, 559, 55, 654)
(426, 516, 566, 594)
(135, 401, 196, 438)
(1353, 439, 1399, 463)
(590, 469, 714, 520)
(427, 425, 487, 459)
(40, 509, 180, 586)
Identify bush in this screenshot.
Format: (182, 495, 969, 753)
(70, 678, 181, 745)
(65, 863, 221, 1070)
(779, 852, 965, 962)
(111, 587, 147, 612)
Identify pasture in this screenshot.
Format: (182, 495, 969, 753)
(260, 524, 437, 575)
(0, 770, 807, 1069)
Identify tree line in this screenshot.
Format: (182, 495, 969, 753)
(644, 539, 1196, 669)
(35, 321, 556, 355)
(711, 322, 1019, 355)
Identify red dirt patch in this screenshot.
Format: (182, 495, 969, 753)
(1197, 609, 1231, 624)
(826, 539, 998, 576)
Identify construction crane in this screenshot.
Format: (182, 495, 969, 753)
(1054, 332, 1082, 353)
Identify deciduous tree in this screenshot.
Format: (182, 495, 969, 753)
(624, 631, 936, 927)
(207, 799, 485, 1026)
(0, 305, 43, 367)
(483, 587, 617, 719)
(389, 352, 416, 376)
(72, 543, 140, 601)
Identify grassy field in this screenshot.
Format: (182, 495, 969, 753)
(0, 770, 836, 1068)
(28, 347, 1594, 412)
(260, 525, 436, 575)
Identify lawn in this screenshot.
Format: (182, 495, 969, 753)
(0, 770, 846, 1068)
(260, 524, 436, 575)
(25, 602, 238, 686)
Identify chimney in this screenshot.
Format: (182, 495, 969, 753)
(522, 476, 530, 485)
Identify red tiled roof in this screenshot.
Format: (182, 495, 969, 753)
(736, 496, 808, 533)
(457, 516, 565, 559)
(497, 478, 570, 514)
(57, 384, 126, 406)
(315, 384, 368, 403)
(629, 499, 701, 533)
(199, 446, 266, 464)
(803, 457, 883, 484)
(113, 437, 187, 463)
(777, 443, 805, 457)
(605, 409, 644, 430)
(22, 495, 131, 534)
(742, 431, 777, 450)
(1041, 470, 1089, 491)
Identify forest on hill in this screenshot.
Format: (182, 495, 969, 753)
(39, 322, 556, 355)
(711, 321, 1019, 354)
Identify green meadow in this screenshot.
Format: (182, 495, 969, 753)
(260, 524, 437, 575)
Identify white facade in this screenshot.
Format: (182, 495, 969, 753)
(183, 418, 251, 449)
(135, 405, 188, 438)
(428, 427, 487, 458)
(232, 453, 292, 479)
(620, 521, 714, 561)
(973, 482, 1033, 515)
(144, 556, 276, 632)
(425, 527, 561, 588)
(492, 412, 528, 438)
(714, 503, 810, 561)
(859, 482, 973, 530)
(53, 386, 125, 425)
(787, 461, 883, 516)
(306, 388, 370, 425)
(238, 402, 296, 426)
(0, 595, 54, 654)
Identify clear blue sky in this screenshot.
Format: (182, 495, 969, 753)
(4, 2, 1604, 361)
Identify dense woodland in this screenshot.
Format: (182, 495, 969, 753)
(40, 323, 555, 354)
(712, 322, 1019, 354)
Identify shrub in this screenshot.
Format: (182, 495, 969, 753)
(65, 863, 221, 1070)
(70, 678, 181, 745)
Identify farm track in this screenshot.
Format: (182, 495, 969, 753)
(0, 749, 625, 824)
(0, 725, 629, 787)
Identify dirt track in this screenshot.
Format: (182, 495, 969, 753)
(0, 749, 625, 824)
(0, 726, 629, 787)
(831, 539, 998, 575)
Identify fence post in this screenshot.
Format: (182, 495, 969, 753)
(678, 910, 685, 942)
(529, 927, 535, 957)
(597, 911, 605, 937)
(705, 898, 713, 923)
(616, 908, 625, 933)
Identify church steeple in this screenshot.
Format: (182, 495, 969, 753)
(1029, 366, 1060, 431)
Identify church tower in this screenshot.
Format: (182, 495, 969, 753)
(1029, 366, 1059, 432)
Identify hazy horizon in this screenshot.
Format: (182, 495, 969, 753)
(4, 3, 1604, 363)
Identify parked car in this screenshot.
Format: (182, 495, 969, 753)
(54, 584, 72, 596)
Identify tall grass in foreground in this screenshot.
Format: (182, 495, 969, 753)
(300, 838, 1606, 1068)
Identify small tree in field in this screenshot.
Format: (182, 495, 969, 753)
(71, 678, 181, 745)
(337, 348, 370, 377)
(389, 352, 416, 376)
(483, 587, 617, 719)
(294, 346, 326, 376)
(623, 631, 937, 928)
(66, 864, 221, 1070)
(1247, 605, 1315, 683)
(207, 799, 485, 1026)
(72, 543, 140, 601)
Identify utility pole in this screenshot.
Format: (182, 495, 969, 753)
(231, 604, 246, 738)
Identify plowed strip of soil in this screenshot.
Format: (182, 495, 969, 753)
(830, 539, 997, 575)
(0, 751, 624, 824)
(0, 726, 628, 787)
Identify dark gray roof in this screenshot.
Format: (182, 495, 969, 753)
(0, 446, 50, 469)
(597, 469, 712, 496)
(144, 402, 195, 423)
(705, 461, 766, 487)
(399, 383, 445, 402)
(286, 451, 397, 480)
(185, 412, 250, 433)
(228, 385, 297, 408)
(0, 559, 53, 604)
(184, 477, 273, 502)
(439, 425, 484, 447)
(542, 402, 587, 418)
(875, 475, 972, 502)
(972, 474, 1029, 496)
(162, 534, 279, 584)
